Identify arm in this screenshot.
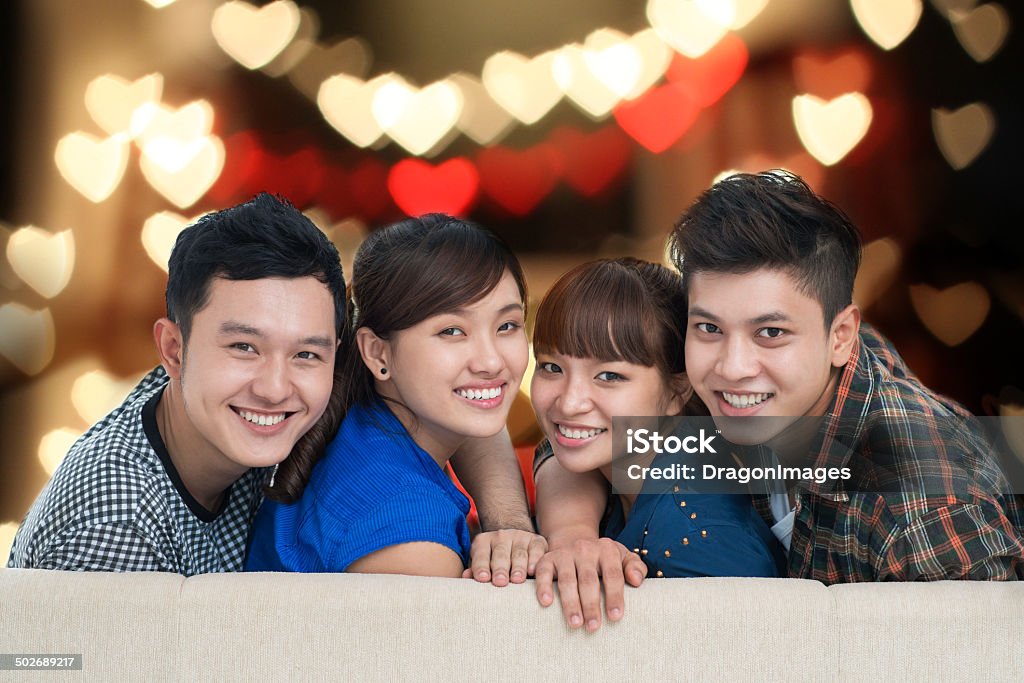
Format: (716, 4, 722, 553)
(451, 427, 532, 531)
(347, 542, 465, 578)
(532, 456, 647, 631)
(30, 523, 171, 572)
(879, 500, 1024, 580)
(453, 428, 548, 586)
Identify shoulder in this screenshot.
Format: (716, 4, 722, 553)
(10, 371, 174, 565)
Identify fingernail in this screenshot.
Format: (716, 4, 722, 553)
(477, 571, 490, 580)
(587, 619, 599, 631)
(610, 607, 622, 620)
(511, 570, 524, 580)
(541, 592, 552, 603)
(570, 614, 583, 627)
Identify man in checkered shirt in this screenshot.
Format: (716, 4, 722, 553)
(7, 193, 346, 575)
(525, 171, 1024, 631)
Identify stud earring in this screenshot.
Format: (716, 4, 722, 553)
(380, 367, 388, 375)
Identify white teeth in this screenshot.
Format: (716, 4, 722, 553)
(721, 392, 773, 409)
(457, 386, 502, 401)
(239, 410, 286, 426)
(557, 424, 605, 439)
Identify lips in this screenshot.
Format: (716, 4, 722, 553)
(231, 406, 296, 433)
(715, 390, 774, 416)
(452, 382, 508, 409)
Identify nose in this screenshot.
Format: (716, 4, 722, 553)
(468, 333, 503, 376)
(715, 334, 760, 383)
(558, 374, 593, 416)
(251, 356, 294, 405)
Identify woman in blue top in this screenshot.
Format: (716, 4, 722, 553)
(529, 258, 784, 578)
(246, 214, 529, 576)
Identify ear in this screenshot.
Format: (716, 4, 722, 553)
(355, 327, 391, 380)
(664, 372, 694, 416)
(828, 304, 861, 368)
(153, 318, 185, 380)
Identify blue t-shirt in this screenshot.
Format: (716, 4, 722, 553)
(245, 400, 472, 572)
(604, 453, 785, 578)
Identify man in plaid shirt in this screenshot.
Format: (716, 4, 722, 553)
(526, 171, 1024, 631)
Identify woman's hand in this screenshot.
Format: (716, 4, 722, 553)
(463, 529, 548, 585)
(533, 538, 647, 632)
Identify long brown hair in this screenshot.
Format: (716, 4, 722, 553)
(265, 213, 527, 503)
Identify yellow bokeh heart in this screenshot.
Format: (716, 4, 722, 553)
(646, 0, 729, 58)
(140, 136, 225, 208)
(482, 50, 564, 125)
(141, 211, 201, 271)
(211, 0, 301, 70)
(72, 369, 147, 425)
(85, 73, 163, 136)
(6, 227, 75, 299)
(951, 3, 1009, 63)
(853, 237, 902, 310)
(318, 73, 394, 148)
(371, 78, 464, 156)
(553, 42, 627, 119)
(288, 37, 372, 100)
(54, 132, 129, 203)
(0, 303, 56, 375)
(450, 73, 515, 146)
(792, 93, 873, 166)
(38, 428, 83, 476)
(851, 0, 923, 50)
(132, 100, 214, 151)
(623, 28, 672, 100)
(931, 103, 995, 170)
(909, 282, 990, 346)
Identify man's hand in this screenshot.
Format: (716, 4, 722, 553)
(533, 538, 647, 632)
(463, 529, 548, 586)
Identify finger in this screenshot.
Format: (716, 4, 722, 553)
(598, 549, 626, 622)
(467, 535, 493, 583)
(489, 540, 513, 587)
(575, 562, 603, 632)
(534, 556, 556, 607)
(461, 568, 473, 579)
(623, 552, 648, 587)
(509, 544, 530, 583)
(526, 537, 548, 576)
(553, 558, 585, 629)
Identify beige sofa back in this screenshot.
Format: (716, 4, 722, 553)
(2, 569, 1022, 681)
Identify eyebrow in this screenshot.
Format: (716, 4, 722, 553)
(450, 302, 524, 317)
(218, 321, 334, 348)
(688, 308, 792, 326)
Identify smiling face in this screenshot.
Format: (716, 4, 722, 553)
(175, 276, 337, 473)
(531, 353, 684, 475)
(371, 270, 528, 460)
(685, 268, 855, 443)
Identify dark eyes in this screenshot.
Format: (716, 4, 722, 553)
(229, 343, 321, 360)
(695, 322, 720, 334)
(439, 327, 465, 337)
(756, 327, 785, 339)
(538, 361, 562, 374)
(596, 371, 626, 382)
(440, 321, 522, 337)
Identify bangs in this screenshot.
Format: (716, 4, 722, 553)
(533, 261, 658, 366)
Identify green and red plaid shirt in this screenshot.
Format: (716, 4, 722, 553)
(752, 324, 1024, 582)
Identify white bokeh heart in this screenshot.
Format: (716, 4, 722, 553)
(792, 93, 873, 166)
(211, 0, 301, 69)
(54, 132, 129, 203)
(5, 227, 75, 298)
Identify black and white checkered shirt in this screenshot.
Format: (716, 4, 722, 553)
(7, 367, 269, 575)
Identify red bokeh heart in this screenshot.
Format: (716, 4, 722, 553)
(549, 126, 632, 198)
(263, 146, 325, 208)
(665, 33, 748, 108)
(208, 130, 265, 206)
(613, 83, 700, 153)
(476, 145, 560, 216)
(388, 157, 479, 217)
(792, 46, 873, 100)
